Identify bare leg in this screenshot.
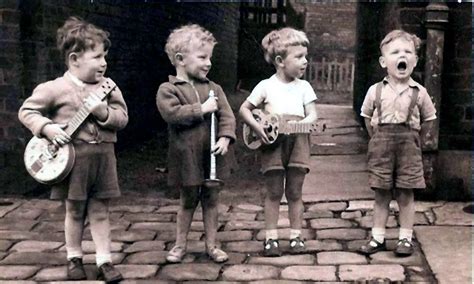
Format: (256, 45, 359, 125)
(372, 189, 392, 230)
(176, 186, 200, 247)
(87, 198, 111, 266)
(65, 200, 87, 259)
(285, 168, 305, 232)
(264, 171, 285, 233)
(394, 188, 415, 231)
(201, 186, 219, 248)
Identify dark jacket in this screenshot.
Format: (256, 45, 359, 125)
(156, 76, 236, 187)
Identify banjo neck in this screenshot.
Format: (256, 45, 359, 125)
(64, 78, 117, 137)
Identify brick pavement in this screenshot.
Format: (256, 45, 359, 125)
(0, 197, 446, 282)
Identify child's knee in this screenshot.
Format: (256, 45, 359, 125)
(394, 188, 414, 206)
(285, 187, 302, 202)
(66, 200, 86, 220)
(181, 190, 199, 209)
(87, 200, 109, 222)
(201, 188, 219, 207)
(266, 187, 284, 201)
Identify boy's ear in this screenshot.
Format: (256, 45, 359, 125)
(275, 55, 284, 66)
(413, 55, 419, 68)
(175, 53, 184, 64)
(378, 56, 386, 68)
(68, 52, 80, 67)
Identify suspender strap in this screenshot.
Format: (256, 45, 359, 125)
(405, 87, 419, 126)
(374, 82, 384, 125)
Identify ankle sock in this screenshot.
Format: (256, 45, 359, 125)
(66, 247, 83, 260)
(265, 229, 278, 241)
(290, 229, 301, 239)
(96, 254, 112, 267)
(372, 227, 386, 243)
(399, 228, 413, 241)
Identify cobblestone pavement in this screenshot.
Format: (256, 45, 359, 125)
(0, 196, 470, 283)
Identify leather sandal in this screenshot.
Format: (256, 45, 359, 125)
(357, 237, 386, 255)
(263, 239, 281, 257)
(289, 236, 306, 254)
(395, 238, 414, 256)
(166, 245, 186, 263)
(207, 246, 229, 263)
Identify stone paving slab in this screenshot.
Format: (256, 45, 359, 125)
(123, 240, 166, 253)
(159, 263, 221, 281)
(432, 202, 473, 226)
(280, 265, 337, 281)
(0, 265, 40, 280)
(248, 254, 315, 266)
(222, 265, 280, 281)
(415, 226, 472, 284)
(339, 264, 405, 282)
(317, 251, 367, 264)
(0, 252, 66, 265)
(10, 240, 63, 252)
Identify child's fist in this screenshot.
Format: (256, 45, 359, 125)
(201, 96, 218, 114)
(42, 123, 71, 146)
(84, 92, 108, 121)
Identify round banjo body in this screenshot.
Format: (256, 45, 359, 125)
(24, 136, 75, 185)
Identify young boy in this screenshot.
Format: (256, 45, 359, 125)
(358, 30, 436, 256)
(239, 28, 317, 256)
(157, 24, 236, 263)
(18, 16, 127, 282)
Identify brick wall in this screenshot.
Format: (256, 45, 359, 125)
(292, 1, 357, 60)
(0, 1, 240, 195)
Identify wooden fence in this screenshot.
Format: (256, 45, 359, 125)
(304, 57, 355, 93)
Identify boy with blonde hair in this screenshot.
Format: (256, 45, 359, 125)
(18, 16, 127, 282)
(157, 24, 236, 263)
(358, 30, 436, 256)
(240, 27, 317, 256)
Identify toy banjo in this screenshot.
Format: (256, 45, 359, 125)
(243, 109, 324, 150)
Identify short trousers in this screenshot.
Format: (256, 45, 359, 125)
(367, 124, 425, 190)
(260, 133, 311, 174)
(51, 142, 121, 200)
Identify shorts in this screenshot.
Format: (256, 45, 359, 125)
(260, 133, 310, 174)
(51, 142, 121, 200)
(367, 124, 425, 190)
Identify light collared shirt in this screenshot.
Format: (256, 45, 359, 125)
(360, 77, 437, 131)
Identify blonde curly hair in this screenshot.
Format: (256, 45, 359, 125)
(380, 30, 421, 54)
(165, 24, 217, 66)
(261, 27, 309, 65)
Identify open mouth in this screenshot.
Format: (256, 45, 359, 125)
(397, 61, 407, 71)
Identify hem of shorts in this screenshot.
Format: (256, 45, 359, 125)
(261, 166, 285, 174)
(261, 164, 309, 174)
(287, 163, 310, 173)
(50, 193, 121, 201)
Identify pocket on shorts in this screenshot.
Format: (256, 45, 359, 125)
(411, 131, 421, 149)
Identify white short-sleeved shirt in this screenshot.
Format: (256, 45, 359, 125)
(360, 77, 437, 131)
(246, 75, 317, 117)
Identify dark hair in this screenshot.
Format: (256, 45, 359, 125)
(56, 16, 111, 65)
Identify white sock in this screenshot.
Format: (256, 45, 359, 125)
(290, 229, 301, 239)
(371, 227, 386, 243)
(66, 247, 83, 260)
(96, 254, 112, 267)
(265, 229, 278, 241)
(399, 228, 413, 241)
